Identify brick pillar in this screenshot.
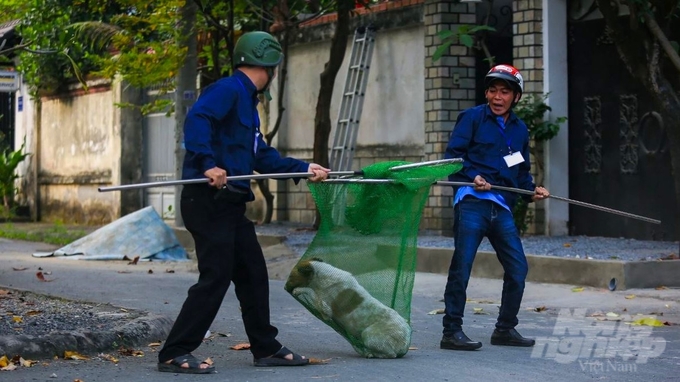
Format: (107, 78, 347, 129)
(513, 0, 543, 95)
(423, 0, 477, 235)
(513, 0, 545, 234)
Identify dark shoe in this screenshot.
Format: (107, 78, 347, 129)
(254, 346, 310, 367)
(158, 354, 215, 374)
(440, 331, 482, 351)
(490, 328, 535, 347)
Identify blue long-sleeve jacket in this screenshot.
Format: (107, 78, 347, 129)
(181, 70, 309, 200)
(444, 104, 535, 209)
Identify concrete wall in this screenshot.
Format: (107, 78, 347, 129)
(542, 0, 570, 236)
(13, 73, 143, 224)
(13, 75, 35, 210)
(275, 26, 425, 149)
(267, 23, 427, 225)
(38, 81, 120, 223)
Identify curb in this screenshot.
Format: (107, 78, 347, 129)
(0, 313, 173, 360)
(171, 228, 680, 290)
(416, 247, 680, 290)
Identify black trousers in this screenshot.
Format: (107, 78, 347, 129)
(158, 184, 281, 362)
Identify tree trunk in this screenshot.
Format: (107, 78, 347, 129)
(312, 0, 353, 168)
(311, 0, 353, 229)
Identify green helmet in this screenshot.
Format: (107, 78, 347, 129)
(233, 31, 283, 68)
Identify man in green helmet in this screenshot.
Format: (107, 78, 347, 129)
(158, 31, 329, 374)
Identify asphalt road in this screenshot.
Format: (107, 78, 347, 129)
(1, 238, 679, 382)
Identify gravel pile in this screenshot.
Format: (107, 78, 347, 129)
(0, 289, 143, 337)
(255, 222, 679, 262)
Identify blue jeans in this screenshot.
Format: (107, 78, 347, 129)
(443, 198, 528, 335)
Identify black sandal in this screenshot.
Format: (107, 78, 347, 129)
(158, 354, 215, 374)
(254, 346, 310, 367)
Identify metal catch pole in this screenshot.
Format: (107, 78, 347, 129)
(98, 171, 360, 192)
(436, 181, 661, 225)
(98, 158, 462, 192)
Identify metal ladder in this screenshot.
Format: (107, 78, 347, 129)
(329, 26, 376, 172)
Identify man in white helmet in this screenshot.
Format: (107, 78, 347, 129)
(440, 64, 550, 351)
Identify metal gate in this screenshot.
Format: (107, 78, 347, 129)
(567, 7, 676, 240)
(142, 89, 176, 220)
(474, 0, 513, 105)
(0, 92, 14, 149)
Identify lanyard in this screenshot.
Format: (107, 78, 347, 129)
(496, 116, 513, 153)
(234, 77, 260, 154)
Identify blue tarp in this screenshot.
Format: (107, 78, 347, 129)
(33, 206, 188, 261)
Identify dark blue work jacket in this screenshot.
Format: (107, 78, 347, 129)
(444, 104, 535, 209)
(181, 70, 308, 200)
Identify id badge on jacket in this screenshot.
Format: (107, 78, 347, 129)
(503, 151, 524, 167)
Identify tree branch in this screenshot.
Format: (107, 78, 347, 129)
(642, 11, 680, 73)
(0, 41, 32, 56)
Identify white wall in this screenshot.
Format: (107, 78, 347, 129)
(269, 25, 425, 151)
(14, 78, 33, 167)
(543, 0, 570, 235)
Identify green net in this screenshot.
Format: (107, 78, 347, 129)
(284, 160, 462, 358)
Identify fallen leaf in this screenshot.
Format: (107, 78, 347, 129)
(165, 269, 175, 273)
(606, 312, 620, 318)
(148, 342, 162, 347)
(118, 348, 144, 357)
(571, 287, 584, 292)
(12, 316, 22, 323)
(630, 317, 664, 327)
(64, 351, 89, 360)
(117, 271, 131, 274)
(427, 309, 445, 315)
(534, 306, 547, 312)
(563, 243, 572, 248)
(656, 286, 668, 290)
(473, 308, 488, 315)
(230, 343, 251, 350)
(36, 272, 54, 282)
(26, 310, 41, 316)
(308, 358, 331, 365)
(0, 355, 8, 367)
(19, 357, 36, 367)
(128, 256, 140, 265)
(74, 379, 84, 382)
(408, 346, 418, 350)
(660, 254, 679, 260)
(99, 353, 119, 364)
(12, 267, 28, 271)
(625, 294, 636, 299)
(1, 363, 17, 371)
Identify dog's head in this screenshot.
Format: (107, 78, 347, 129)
(284, 257, 324, 292)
